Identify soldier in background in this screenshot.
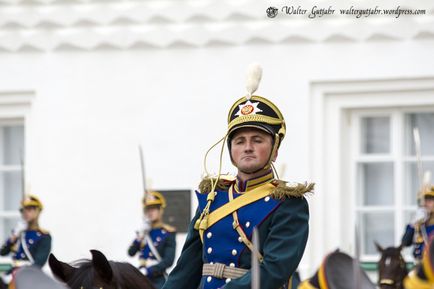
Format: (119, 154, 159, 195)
(128, 191, 176, 289)
(0, 195, 52, 288)
(402, 185, 434, 262)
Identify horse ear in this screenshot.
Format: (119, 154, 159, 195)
(374, 241, 384, 253)
(49, 253, 77, 283)
(90, 250, 113, 283)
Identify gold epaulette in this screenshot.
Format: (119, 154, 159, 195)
(38, 228, 50, 235)
(198, 175, 236, 194)
(162, 223, 176, 233)
(270, 180, 315, 199)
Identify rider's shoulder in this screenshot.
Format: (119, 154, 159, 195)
(198, 175, 236, 194)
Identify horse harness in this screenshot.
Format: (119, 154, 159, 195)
(379, 255, 407, 288)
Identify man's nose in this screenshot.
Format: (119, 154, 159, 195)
(244, 141, 254, 151)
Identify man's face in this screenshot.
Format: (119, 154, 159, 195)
(145, 206, 162, 222)
(425, 197, 434, 212)
(20, 206, 40, 223)
(230, 127, 274, 174)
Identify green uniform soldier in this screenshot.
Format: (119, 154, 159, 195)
(162, 65, 313, 289)
(128, 191, 177, 289)
(0, 195, 52, 288)
(402, 185, 434, 262)
(404, 237, 434, 289)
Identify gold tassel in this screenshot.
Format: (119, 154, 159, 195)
(194, 218, 201, 230)
(271, 180, 315, 199)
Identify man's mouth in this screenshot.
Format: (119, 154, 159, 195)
(242, 155, 255, 160)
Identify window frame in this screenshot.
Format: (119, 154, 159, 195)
(0, 91, 33, 265)
(0, 120, 25, 235)
(307, 77, 434, 276)
(350, 109, 432, 261)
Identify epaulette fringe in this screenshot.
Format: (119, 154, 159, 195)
(162, 223, 177, 233)
(38, 228, 50, 235)
(198, 176, 235, 194)
(271, 180, 315, 199)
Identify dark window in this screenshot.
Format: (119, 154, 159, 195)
(159, 190, 192, 233)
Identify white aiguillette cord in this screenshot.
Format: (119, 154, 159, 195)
(144, 233, 168, 279)
(21, 232, 34, 264)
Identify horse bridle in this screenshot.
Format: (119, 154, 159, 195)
(379, 256, 406, 288)
(379, 278, 397, 286)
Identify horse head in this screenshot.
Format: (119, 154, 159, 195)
(49, 249, 155, 289)
(375, 242, 407, 289)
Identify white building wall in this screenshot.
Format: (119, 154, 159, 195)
(0, 0, 433, 279)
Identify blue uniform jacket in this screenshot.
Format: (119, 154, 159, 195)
(0, 229, 52, 267)
(402, 222, 434, 259)
(128, 224, 176, 288)
(162, 173, 311, 289)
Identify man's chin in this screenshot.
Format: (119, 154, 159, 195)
(238, 165, 265, 174)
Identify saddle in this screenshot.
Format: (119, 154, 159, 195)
(299, 250, 376, 289)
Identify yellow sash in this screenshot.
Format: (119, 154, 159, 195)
(404, 273, 434, 289)
(199, 183, 275, 240)
(298, 280, 318, 289)
(318, 263, 329, 289)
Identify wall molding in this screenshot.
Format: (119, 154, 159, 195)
(0, 0, 433, 52)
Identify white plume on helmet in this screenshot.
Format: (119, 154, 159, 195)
(245, 63, 262, 100)
(423, 170, 432, 187)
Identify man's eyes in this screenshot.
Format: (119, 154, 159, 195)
(234, 138, 263, 144)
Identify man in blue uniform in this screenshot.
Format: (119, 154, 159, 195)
(128, 191, 177, 289)
(404, 237, 434, 288)
(0, 195, 52, 287)
(162, 65, 313, 289)
(402, 185, 434, 262)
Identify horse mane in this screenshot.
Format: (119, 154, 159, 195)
(66, 259, 154, 289)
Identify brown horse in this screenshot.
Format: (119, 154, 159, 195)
(49, 250, 155, 289)
(298, 249, 376, 289)
(375, 242, 408, 289)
